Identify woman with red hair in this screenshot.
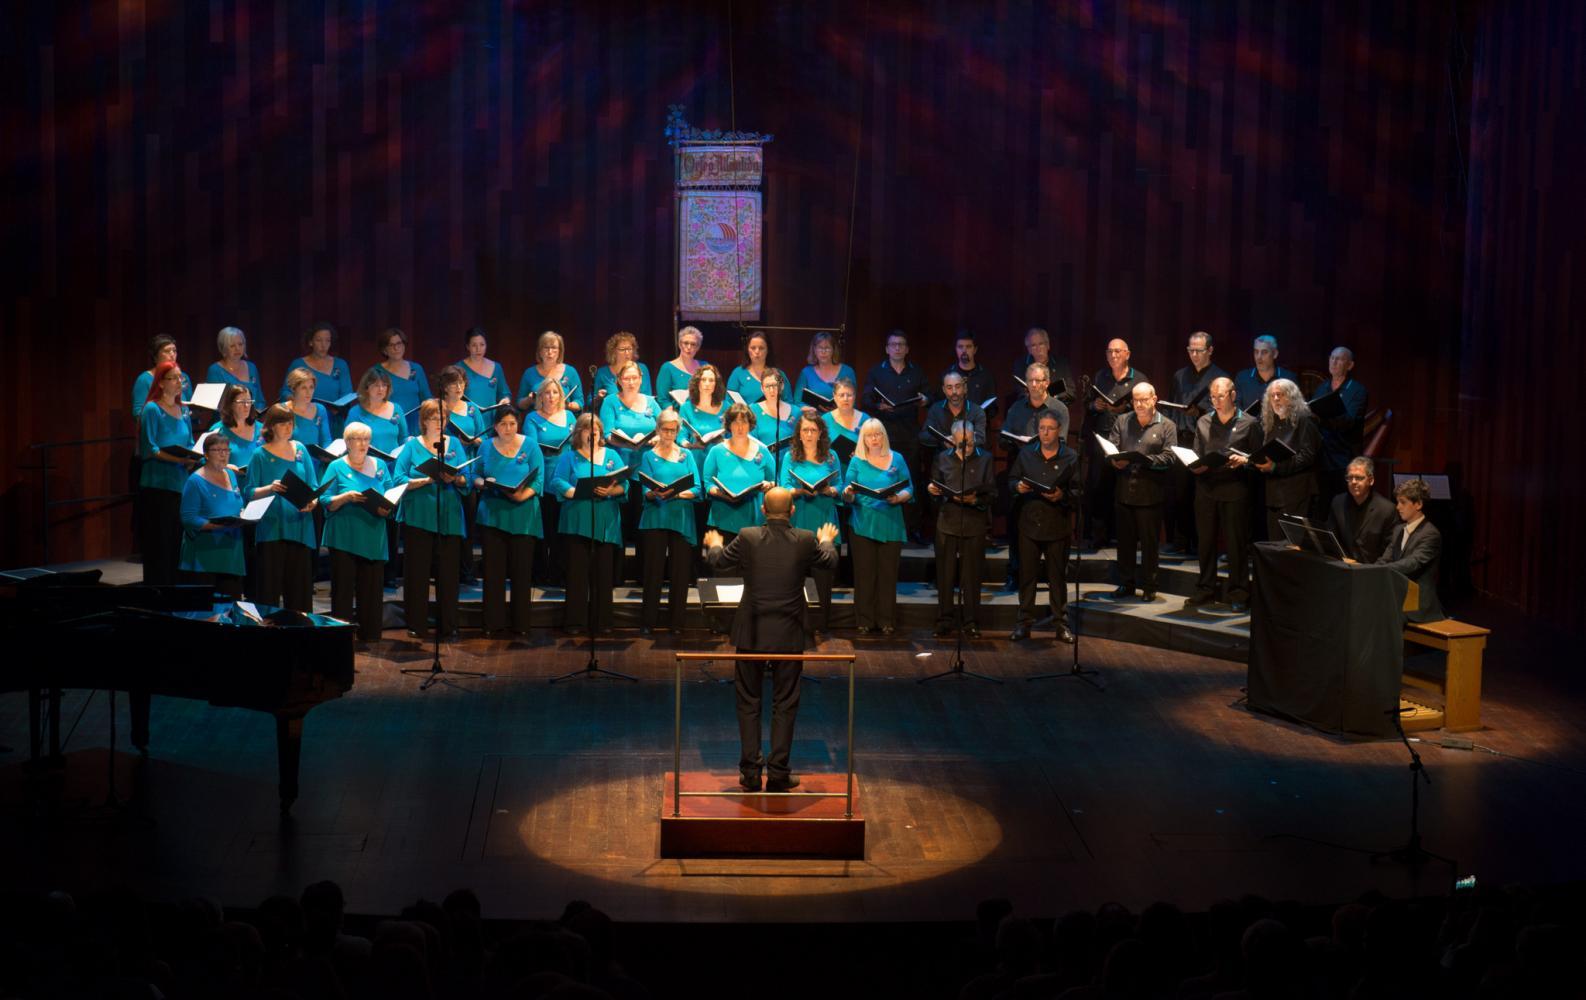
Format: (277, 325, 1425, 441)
(138, 360, 199, 583)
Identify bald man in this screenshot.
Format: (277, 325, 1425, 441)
(1083, 339, 1150, 550)
(1106, 382, 1176, 600)
(1187, 376, 1262, 610)
(1309, 346, 1370, 507)
(705, 489, 839, 793)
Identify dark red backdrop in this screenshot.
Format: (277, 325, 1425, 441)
(3, 1, 1580, 627)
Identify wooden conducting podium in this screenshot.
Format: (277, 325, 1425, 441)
(660, 652, 865, 859)
(1247, 543, 1414, 738)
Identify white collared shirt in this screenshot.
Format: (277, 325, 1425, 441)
(1401, 513, 1427, 544)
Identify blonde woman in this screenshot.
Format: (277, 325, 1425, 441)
(516, 330, 585, 413)
(841, 419, 913, 635)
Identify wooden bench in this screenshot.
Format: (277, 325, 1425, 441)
(1400, 618, 1492, 732)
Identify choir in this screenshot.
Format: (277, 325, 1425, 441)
(129, 324, 1369, 646)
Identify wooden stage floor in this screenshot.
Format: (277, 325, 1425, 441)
(4, 599, 1585, 924)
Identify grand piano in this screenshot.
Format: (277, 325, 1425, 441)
(1, 572, 354, 811)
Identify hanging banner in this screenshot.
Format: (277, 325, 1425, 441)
(677, 145, 764, 188)
(678, 190, 762, 320)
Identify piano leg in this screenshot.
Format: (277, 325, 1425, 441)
(275, 715, 304, 813)
(129, 689, 151, 754)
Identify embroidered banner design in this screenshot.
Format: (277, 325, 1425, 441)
(678, 190, 762, 320)
(677, 145, 764, 188)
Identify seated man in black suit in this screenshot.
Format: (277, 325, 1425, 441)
(1328, 456, 1398, 563)
(1375, 477, 1445, 623)
(704, 488, 839, 793)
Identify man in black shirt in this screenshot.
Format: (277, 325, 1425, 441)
(1233, 334, 1299, 412)
(1011, 326, 1076, 406)
(1001, 363, 1071, 588)
(1310, 347, 1370, 508)
(862, 329, 928, 538)
(1107, 382, 1176, 600)
(939, 330, 998, 419)
(1327, 456, 1397, 564)
(1083, 339, 1149, 549)
(1186, 376, 1262, 610)
(1165, 331, 1229, 554)
(928, 420, 998, 637)
(1009, 411, 1078, 642)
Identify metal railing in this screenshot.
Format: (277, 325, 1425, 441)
(671, 652, 858, 818)
(24, 435, 137, 566)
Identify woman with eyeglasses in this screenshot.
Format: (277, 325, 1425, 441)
(376, 327, 432, 435)
(178, 432, 247, 600)
(637, 409, 701, 634)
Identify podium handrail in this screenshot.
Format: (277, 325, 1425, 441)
(673, 651, 857, 819)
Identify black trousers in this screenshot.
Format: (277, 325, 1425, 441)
(256, 539, 315, 612)
(618, 488, 645, 583)
(735, 655, 802, 781)
(138, 487, 182, 585)
(850, 534, 901, 628)
(1018, 534, 1069, 625)
(1086, 455, 1118, 546)
(563, 538, 617, 631)
(936, 532, 986, 626)
(1195, 491, 1251, 600)
(640, 528, 692, 628)
(458, 494, 479, 580)
(384, 519, 402, 583)
(481, 525, 534, 633)
(808, 564, 834, 631)
(1164, 464, 1197, 548)
(882, 425, 923, 537)
(1264, 493, 1314, 544)
(1114, 500, 1163, 591)
(330, 547, 386, 640)
(404, 525, 461, 636)
(536, 495, 564, 585)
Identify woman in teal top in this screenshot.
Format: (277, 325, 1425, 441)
(820, 377, 868, 464)
(279, 322, 354, 433)
(526, 378, 575, 587)
(206, 326, 265, 412)
(346, 367, 405, 459)
(284, 366, 333, 466)
(637, 410, 702, 633)
(475, 407, 544, 636)
(779, 412, 845, 636)
(515, 330, 586, 413)
(132, 335, 192, 420)
(138, 360, 198, 585)
(320, 422, 395, 641)
(792, 330, 858, 411)
(179, 433, 247, 598)
(436, 365, 487, 451)
(703, 403, 777, 541)
(653, 325, 703, 405)
(377, 327, 431, 434)
(751, 369, 795, 455)
(599, 362, 661, 569)
(210, 383, 262, 472)
(394, 400, 472, 639)
(678, 364, 728, 469)
(246, 404, 320, 612)
(726, 330, 771, 405)
(841, 418, 914, 635)
(592, 330, 653, 401)
(551, 413, 628, 633)
(457, 326, 512, 408)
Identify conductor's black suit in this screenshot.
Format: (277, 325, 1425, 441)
(706, 518, 838, 787)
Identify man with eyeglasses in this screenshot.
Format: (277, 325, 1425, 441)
(1185, 377, 1261, 610)
(1165, 332, 1228, 554)
(1001, 363, 1071, 588)
(1326, 456, 1397, 564)
(1084, 339, 1149, 551)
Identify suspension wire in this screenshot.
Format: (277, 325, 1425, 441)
(837, 0, 869, 350)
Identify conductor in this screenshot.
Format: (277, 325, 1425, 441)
(704, 488, 839, 793)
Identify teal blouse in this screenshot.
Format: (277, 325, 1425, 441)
(179, 469, 246, 576)
(844, 451, 913, 544)
(457, 358, 509, 407)
(594, 362, 653, 400)
(381, 361, 431, 435)
(752, 401, 796, 452)
(476, 436, 545, 537)
(653, 361, 698, 404)
(393, 436, 470, 536)
(599, 393, 662, 470)
(519, 364, 585, 412)
(444, 402, 487, 453)
(138, 403, 195, 492)
(703, 440, 776, 533)
(678, 400, 726, 474)
(292, 404, 332, 453)
(780, 454, 845, 545)
(205, 360, 264, 409)
(551, 447, 628, 544)
(637, 449, 702, 541)
(245, 443, 319, 548)
(320, 456, 393, 560)
(822, 409, 869, 452)
(726, 366, 767, 405)
(279, 356, 353, 405)
(346, 403, 406, 458)
(207, 422, 261, 483)
(793, 364, 858, 404)
(132, 368, 191, 420)
(526, 410, 574, 460)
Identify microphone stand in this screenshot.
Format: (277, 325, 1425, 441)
(404, 418, 489, 690)
(554, 367, 636, 683)
(921, 443, 999, 684)
(1370, 707, 1453, 867)
(1030, 408, 1103, 689)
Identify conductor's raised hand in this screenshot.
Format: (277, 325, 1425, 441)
(703, 528, 724, 549)
(816, 523, 838, 545)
